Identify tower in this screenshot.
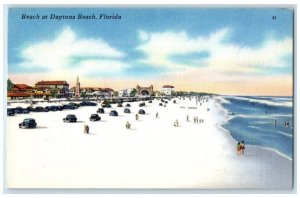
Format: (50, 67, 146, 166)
(75, 76, 80, 98)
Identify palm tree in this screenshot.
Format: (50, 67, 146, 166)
(7, 79, 14, 92)
(130, 89, 137, 97)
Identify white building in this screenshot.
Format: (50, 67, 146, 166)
(161, 85, 175, 96)
(118, 88, 134, 97)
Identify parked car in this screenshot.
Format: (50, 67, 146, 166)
(19, 118, 37, 129)
(124, 108, 131, 113)
(22, 109, 30, 114)
(80, 101, 97, 106)
(138, 109, 146, 114)
(90, 114, 101, 121)
(97, 108, 105, 114)
(7, 109, 15, 116)
(148, 101, 152, 103)
(102, 103, 112, 108)
(14, 107, 24, 114)
(109, 110, 118, 116)
(45, 106, 57, 111)
(125, 103, 131, 107)
(117, 103, 123, 107)
(63, 114, 77, 122)
(34, 106, 45, 112)
(63, 105, 77, 110)
(26, 107, 35, 112)
(56, 106, 64, 111)
(173, 100, 176, 103)
(69, 102, 81, 108)
(159, 103, 163, 106)
(139, 102, 145, 107)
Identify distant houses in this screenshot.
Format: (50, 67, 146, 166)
(7, 77, 178, 100)
(69, 87, 114, 98)
(35, 80, 69, 98)
(161, 85, 175, 96)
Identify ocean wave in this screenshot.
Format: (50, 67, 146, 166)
(248, 125, 260, 129)
(275, 131, 293, 138)
(216, 96, 231, 104)
(229, 96, 292, 107)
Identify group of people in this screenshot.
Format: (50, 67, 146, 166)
(237, 141, 245, 155)
(186, 115, 204, 124)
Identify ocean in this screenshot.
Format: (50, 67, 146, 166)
(219, 95, 293, 159)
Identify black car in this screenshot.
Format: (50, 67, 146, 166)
(102, 103, 112, 108)
(14, 107, 24, 114)
(117, 103, 123, 107)
(63, 114, 77, 122)
(69, 102, 81, 108)
(109, 110, 118, 116)
(80, 101, 97, 106)
(124, 108, 131, 113)
(49, 105, 58, 111)
(138, 109, 146, 114)
(56, 106, 64, 111)
(19, 118, 37, 128)
(35, 106, 45, 112)
(7, 109, 15, 116)
(90, 114, 101, 121)
(148, 101, 152, 103)
(22, 109, 30, 114)
(173, 100, 176, 103)
(125, 103, 131, 107)
(97, 108, 105, 114)
(159, 103, 163, 106)
(26, 106, 35, 112)
(63, 105, 77, 110)
(139, 102, 145, 107)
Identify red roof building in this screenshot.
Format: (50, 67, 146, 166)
(162, 85, 175, 89)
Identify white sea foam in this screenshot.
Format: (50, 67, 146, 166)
(275, 131, 293, 138)
(229, 96, 292, 107)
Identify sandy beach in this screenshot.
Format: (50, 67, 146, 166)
(6, 96, 293, 189)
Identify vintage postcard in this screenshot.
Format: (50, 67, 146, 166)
(5, 6, 294, 189)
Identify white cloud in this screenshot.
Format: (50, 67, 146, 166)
(18, 27, 127, 75)
(136, 28, 293, 75)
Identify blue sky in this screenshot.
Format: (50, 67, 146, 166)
(7, 7, 294, 95)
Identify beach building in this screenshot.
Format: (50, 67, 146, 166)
(136, 85, 154, 96)
(7, 84, 34, 100)
(35, 80, 69, 98)
(7, 83, 53, 100)
(161, 85, 175, 96)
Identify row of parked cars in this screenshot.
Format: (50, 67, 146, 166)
(8, 101, 98, 116)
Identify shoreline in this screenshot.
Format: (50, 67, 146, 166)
(214, 96, 293, 162)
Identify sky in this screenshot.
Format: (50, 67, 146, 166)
(7, 7, 294, 96)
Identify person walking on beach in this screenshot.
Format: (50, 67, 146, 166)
(135, 114, 139, 121)
(174, 119, 179, 127)
(240, 141, 245, 155)
(126, 121, 131, 129)
(186, 115, 189, 122)
(237, 142, 241, 155)
(86, 125, 89, 134)
(84, 124, 89, 134)
(156, 112, 158, 118)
